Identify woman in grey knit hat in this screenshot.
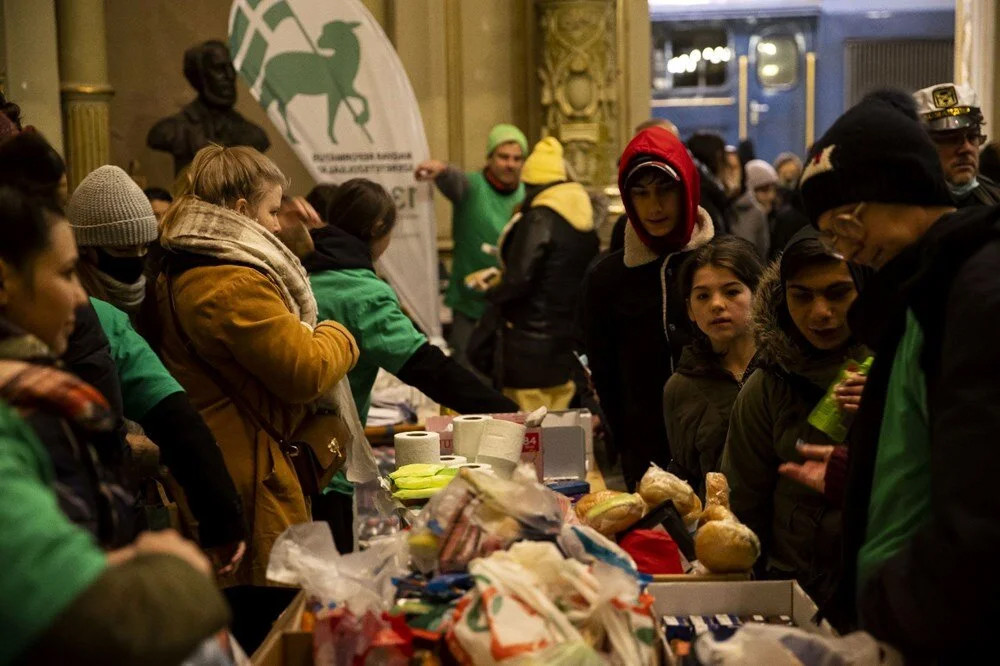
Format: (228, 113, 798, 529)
(67, 165, 159, 316)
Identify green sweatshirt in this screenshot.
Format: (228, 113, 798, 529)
(0, 400, 107, 664)
(444, 171, 524, 320)
(310, 269, 426, 423)
(91, 298, 183, 420)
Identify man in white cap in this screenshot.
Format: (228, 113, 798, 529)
(913, 82, 1000, 208)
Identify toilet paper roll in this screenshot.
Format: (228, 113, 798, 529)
(439, 455, 468, 467)
(451, 462, 494, 476)
(394, 431, 441, 469)
(475, 419, 526, 479)
(452, 415, 492, 460)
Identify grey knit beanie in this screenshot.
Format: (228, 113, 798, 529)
(68, 165, 158, 247)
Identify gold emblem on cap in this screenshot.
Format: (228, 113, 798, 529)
(932, 86, 958, 109)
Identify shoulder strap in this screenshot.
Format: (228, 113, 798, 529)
(164, 268, 288, 446)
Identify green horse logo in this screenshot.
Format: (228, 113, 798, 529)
(259, 20, 371, 144)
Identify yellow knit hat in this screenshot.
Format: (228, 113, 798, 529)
(521, 136, 566, 185)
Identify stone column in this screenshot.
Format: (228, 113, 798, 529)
(535, 0, 618, 189)
(955, 0, 1000, 133)
(55, 0, 113, 190)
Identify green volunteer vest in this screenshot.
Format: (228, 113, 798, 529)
(445, 172, 524, 320)
(857, 310, 931, 589)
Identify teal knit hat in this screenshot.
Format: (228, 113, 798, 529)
(486, 124, 528, 157)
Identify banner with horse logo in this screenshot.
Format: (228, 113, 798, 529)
(228, 0, 441, 338)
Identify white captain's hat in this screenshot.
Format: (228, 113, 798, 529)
(913, 83, 984, 132)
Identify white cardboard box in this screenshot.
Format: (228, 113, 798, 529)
(648, 580, 834, 665)
(425, 409, 590, 481)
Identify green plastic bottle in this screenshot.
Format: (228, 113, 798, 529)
(807, 356, 874, 442)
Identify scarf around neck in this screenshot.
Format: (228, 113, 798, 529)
(160, 197, 319, 326)
(0, 317, 113, 432)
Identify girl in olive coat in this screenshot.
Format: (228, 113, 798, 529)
(662, 236, 763, 496)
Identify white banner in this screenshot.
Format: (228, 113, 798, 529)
(228, 0, 441, 338)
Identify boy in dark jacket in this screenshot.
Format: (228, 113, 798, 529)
(582, 127, 715, 490)
(799, 90, 1000, 661)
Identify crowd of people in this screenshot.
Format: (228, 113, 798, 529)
(3, 72, 1000, 664)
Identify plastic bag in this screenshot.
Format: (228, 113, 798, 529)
(446, 542, 657, 665)
(408, 467, 564, 573)
(693, 624, 903, 666)
(267, 522, 408, 615)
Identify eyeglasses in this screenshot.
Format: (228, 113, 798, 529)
(818, 203, 866, 260)
(930, 130, 988, 148)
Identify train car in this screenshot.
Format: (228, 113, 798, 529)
(649, 0, 955, 163)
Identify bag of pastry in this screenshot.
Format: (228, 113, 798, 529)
(637, 463, 702, 525)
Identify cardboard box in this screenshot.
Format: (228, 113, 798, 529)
(647, 580, 834, 665)
(251, 591, 312, 666)
(426, 409, 590, 481)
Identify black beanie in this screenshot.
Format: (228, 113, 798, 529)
(799, 91, 952, 225)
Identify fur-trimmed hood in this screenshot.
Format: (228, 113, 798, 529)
(623, 205, 715, 268)
(752, 258, 868, 379)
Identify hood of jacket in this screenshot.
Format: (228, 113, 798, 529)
(752, 258, 867, 380)
(529, 181, 594, 232)
(302, 224, 374, 274)
(623, 205, 714, 268)
(618, 127, 702, 254)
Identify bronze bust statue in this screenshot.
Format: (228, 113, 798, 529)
(147, 40, 270, 174)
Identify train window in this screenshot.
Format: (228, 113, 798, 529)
(651, 25, 730, 91)
(756, 36, 798, 88)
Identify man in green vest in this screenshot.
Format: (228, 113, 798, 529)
(415, 124, 527, 370)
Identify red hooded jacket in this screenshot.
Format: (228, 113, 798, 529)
(618, 127, 701, 254)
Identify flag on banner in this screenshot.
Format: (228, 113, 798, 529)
(228, 0, 441, 339)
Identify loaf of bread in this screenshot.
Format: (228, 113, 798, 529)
(638, 465, 698, 516)
(684, 493, 703, 525)
(575, 490, 624, 520)
(705, 472, 731, 509)
(697, 503, 736, 527)
(695, 520, 760, 573)
(582, 493, 646, 537)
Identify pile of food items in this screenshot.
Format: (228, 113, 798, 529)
(573, 464, 761, 575)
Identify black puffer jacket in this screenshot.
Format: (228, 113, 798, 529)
(489, 181, 599, 388)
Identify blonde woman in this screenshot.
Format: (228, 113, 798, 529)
(155, 145, 359, 649)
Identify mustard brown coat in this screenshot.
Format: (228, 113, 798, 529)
(156, 263, 358, 586)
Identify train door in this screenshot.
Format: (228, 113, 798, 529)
(744, 22, 814, 162)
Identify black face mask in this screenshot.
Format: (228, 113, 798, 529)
(96, 250, 146, 284)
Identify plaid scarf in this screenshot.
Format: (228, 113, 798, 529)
(160, 196, 318, 325)
(0, 321, 112, 432)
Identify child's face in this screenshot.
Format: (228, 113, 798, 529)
(628, 172, 682, 237)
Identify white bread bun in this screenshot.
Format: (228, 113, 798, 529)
(695, 520, 761, 573)
(638, 465, 698, 516)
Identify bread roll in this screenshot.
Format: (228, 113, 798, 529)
(583, 493, 645, 537)
(638, 465, 698, 516)
(695, 520, 760, 573)
(697, 503, 735, 527)
(705, 472, 731, 509)
(575, 490, 623, 520)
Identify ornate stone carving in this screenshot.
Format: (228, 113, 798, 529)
(537, 0, 618, 188)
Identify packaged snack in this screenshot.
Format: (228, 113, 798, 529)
(704, 472, 731, 509)
(638, 464, 699, 516)
(581, 492, 646, 537)
(808, 356, 874, 442)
